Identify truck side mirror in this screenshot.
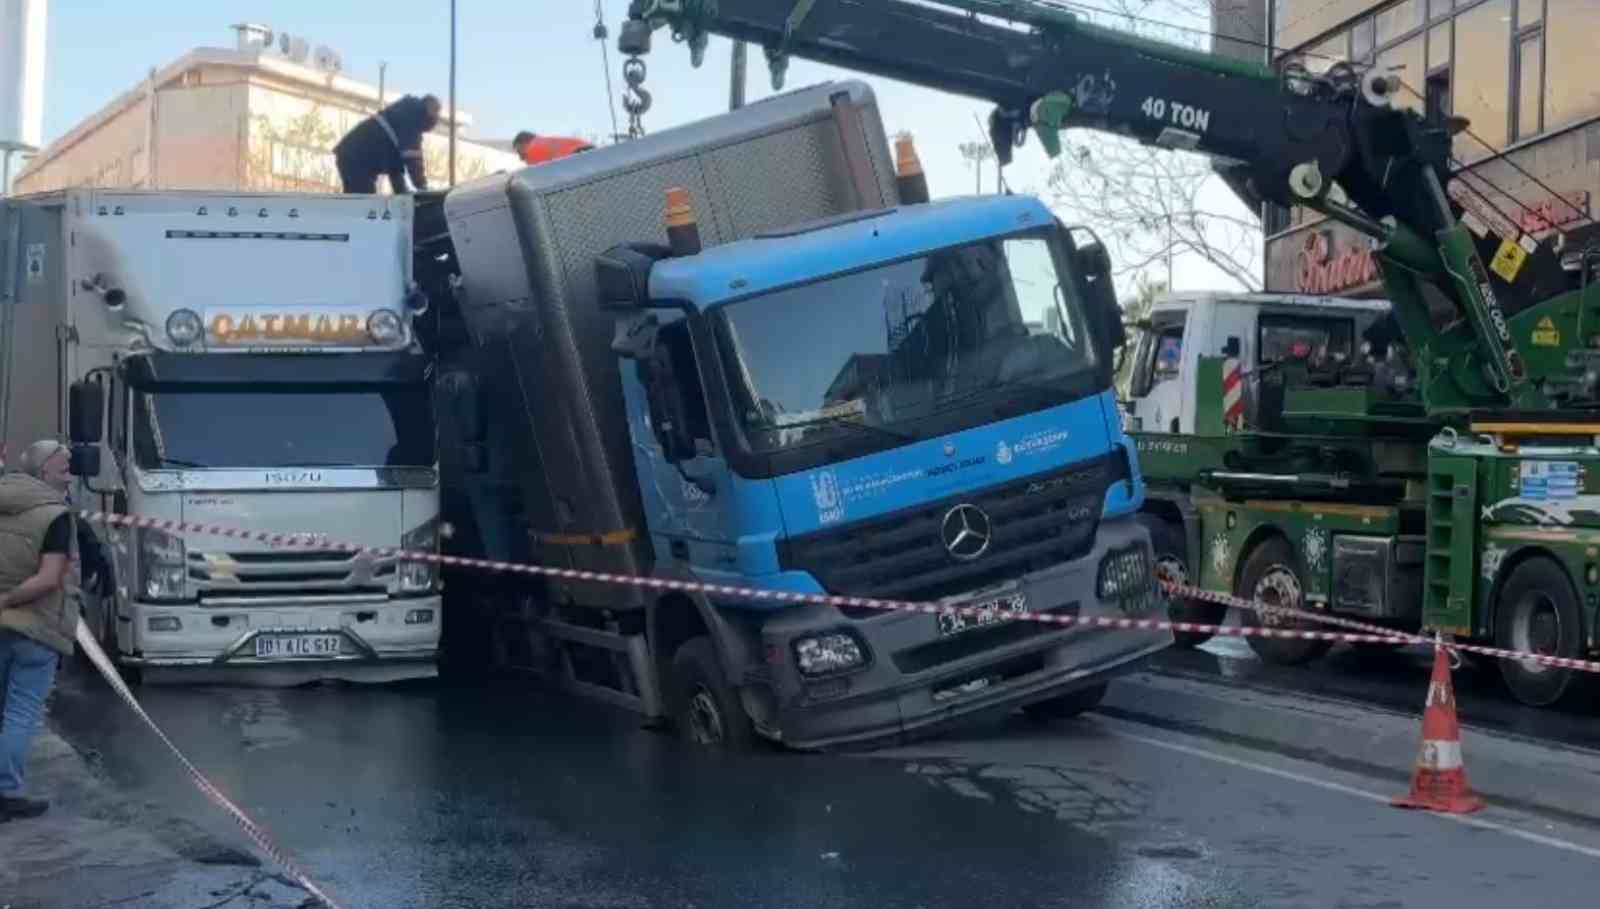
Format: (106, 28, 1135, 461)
(69, 380, 104, 445)
(69, 444, 101, 479)
(596, 243, 671, 312)
(1074, 241, 1126, 356)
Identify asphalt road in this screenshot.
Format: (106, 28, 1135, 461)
(27, 651, 1600, 909)
(1161, 635, 1600, 750)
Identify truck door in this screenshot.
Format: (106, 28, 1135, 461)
(631, 317, 737, 571)
(1129, 307, 1189, 434)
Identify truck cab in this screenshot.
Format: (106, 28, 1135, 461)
(1, 190, 442, 684)
(1125, 292, 1393, 436)
(594, 194, 1168, 747)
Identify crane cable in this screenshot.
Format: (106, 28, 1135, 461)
(594, 0, 623, 142)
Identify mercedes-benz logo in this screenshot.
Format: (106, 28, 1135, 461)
(941, 504, 992, 561)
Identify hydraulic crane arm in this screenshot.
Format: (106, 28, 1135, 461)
(622, 0, 1594, 415)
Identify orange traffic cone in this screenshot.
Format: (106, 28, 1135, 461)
(1392, 642, 1484, 814)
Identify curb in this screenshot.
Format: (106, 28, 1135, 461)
(1104, 669, 1600, 829)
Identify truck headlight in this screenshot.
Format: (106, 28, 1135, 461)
(166, 308, 203, 346)
(1097, 544, 1153, 606)
(138, 527, 188, 601)
(793, 631, 866, 676)
(399, 517, 439, 594)
(367, 309, 404, 345)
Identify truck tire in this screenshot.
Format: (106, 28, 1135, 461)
(1494, 557, 1583, 708)
(1139, 513, 1225, 648)
(1021, 682, 1108, 722)
(1237, 537, 1331, 666)
(668, 637, 754, 750)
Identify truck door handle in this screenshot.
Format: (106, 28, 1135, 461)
(670, 540, 689, 560)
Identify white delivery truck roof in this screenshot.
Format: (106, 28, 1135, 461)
(43, 189, 417, 353)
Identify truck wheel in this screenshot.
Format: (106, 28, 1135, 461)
(1238, 538, 1331, 666)
(1021, 682, 1108, 722)
(1494, 557, 1583, 708)
(1139, 514, 1224, 648)
(668, 637, 754, 750)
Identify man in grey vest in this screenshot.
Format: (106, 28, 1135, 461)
(0, 442, 77, 821)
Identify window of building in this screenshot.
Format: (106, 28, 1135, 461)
(1516, 0, 1542, 29)
(1427, 21, 1451, 70)
(1377, 35, 1426, 111)
(1452, 0, 1511, 160)
(1545, 2, 1600, 131)
(1429, 0, 1454, 20)
(1352, 16, 1377, 60)
(1376, 0, 1424, 44)
(1515, 29, 1543, 141)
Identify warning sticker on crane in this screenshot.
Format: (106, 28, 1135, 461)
(1531, 316, 1561, 347)
(1489, 237, 1528, 282)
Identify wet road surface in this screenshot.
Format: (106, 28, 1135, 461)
(1159, 636, 1600, 750)
(36, 659, 1600, 909)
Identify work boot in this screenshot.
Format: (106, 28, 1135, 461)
(0, 794, 50, 821)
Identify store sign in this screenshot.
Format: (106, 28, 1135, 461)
(1295, 229, 1379, 295)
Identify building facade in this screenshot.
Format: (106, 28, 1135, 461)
(14, 29, 518, 195)
(1248, 0, 1600, 296)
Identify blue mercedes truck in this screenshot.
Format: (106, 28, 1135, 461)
(416, 81, 1167, 749)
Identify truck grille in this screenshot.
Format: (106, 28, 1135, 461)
(778, 452, 1129, 610)
(189, 549, 395, 601)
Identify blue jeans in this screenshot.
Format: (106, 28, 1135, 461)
(0, 629, 59, 797)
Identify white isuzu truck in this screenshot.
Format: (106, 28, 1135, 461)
(0, 189, 441, 683)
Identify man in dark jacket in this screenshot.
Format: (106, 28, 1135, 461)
(334, 94, 442, 195)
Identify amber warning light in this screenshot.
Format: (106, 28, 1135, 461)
(895, 134, 930, 205)
(664, 186, 703, 257)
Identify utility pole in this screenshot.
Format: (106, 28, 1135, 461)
(448, 0, 458, 186)
(378, 61, 387, 106)
(729, 41, 748, 110)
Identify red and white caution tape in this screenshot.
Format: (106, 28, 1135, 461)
(78, 508, 1555, 655)
(74, 622, 348, 909)
(1160, 579, 1600, 675)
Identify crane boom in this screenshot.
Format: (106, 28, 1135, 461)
(622, 0, 1598, 417)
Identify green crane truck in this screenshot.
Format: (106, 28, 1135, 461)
(626, 0, 1600, 707)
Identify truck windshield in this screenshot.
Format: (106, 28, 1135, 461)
(132, 386, 435, 469)
(711, 232, 1096, 456)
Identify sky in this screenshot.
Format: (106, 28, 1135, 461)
(32, 0, 1261, 293)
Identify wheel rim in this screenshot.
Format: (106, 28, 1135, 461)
(1508, 591, 1562, 675)
(1252, 565, 1302, 628)
(687, 686, 725, 745)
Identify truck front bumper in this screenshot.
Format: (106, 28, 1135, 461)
(760, 516, 1169, 750)
(122, 594, 441, 683)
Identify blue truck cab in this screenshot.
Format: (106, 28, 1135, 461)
(425, 81, 1167, 749)
(596, 193, 1169, 747)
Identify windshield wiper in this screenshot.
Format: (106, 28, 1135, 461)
(155, 457, 211, 469)
(765, 414, 917, 444)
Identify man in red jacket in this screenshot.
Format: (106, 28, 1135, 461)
(512, 132, 594, 166)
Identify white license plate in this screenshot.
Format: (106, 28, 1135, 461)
(936, 592, 1029, 637)
(253, 634, 343, 659)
